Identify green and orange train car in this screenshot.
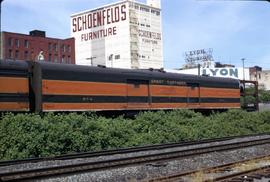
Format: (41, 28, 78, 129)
(0, 60, 240, 112)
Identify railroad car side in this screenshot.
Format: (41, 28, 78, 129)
(147, 73, 240, 110)
(35, 62, 130, 112)
(198, 77, 240, 109)
(33, 61, 241, 112)
(0, 60, 30, 111)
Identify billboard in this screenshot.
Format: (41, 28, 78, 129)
(71, 0, 163, 69)
(71, 2, 130, 67)
(167, 67, 250, 80)
(71, 4, 127, 41)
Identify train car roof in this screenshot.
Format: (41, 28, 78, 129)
(0, 60, 240, 88)
(0, 59, 29, 77)
(37, 61, 240, 88)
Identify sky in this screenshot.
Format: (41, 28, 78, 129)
(2, 0, 270, 69)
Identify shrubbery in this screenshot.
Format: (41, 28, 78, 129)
(1, 109, 270, 160)
(260, 90, 270, 103)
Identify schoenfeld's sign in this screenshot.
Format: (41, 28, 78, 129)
(71, 4, 127, 41)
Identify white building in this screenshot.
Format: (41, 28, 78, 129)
(70, 0, 163, 69)
(250, 70, 270, 90)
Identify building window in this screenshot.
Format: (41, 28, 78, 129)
(115, 55, 120, 59)
(48, 54, 52, 62)
(61, 45, 66, 53)
(140, 6, 149, 12)
(129, 3, 134, 8)
(131, 52, 138, 58)
(15, 39, 20, 48)
(24, 51, 29, 60)
(67, 56, 71, 64)
(48, 43, 52, 52)
(54, 43, 58, 52)
(131, 42, 138, 46)
(24, 40, 29, 48)
(151, 9, 160, 16)
(67, 45, 71, 52)
(54, 54, 58, 63)
(8, 38, 13, 47)
(15, 50, 19, 59)
(8, 50, 13, 59)
(61, 55, 65, 63)
(30, 51, 34, 61)
(108, 54, 113, 61)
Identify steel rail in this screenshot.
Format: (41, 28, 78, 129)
(0, 133, 268, 167)
(150, 155, 270, 182)
(213, 166, 270, 182)
(1, 136, 270, 181)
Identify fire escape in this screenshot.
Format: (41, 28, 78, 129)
(129, 8, 140, 69)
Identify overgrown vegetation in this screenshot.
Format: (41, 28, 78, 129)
(1, 109, 270, 160)
(242, 87, 270, 104)
(260, 90, 270, 103)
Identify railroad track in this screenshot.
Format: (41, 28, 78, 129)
(0, 133, 267, 167)
(0, 136, 237, 167)
(150, 155, 270, 181)
(1, 134, 270, 181)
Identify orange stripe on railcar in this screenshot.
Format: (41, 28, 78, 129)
(0, 102, 29, 111)
(200, 87, 240, 98)
(42, 80, 126, 96)
(42, 103, 128, 111)
(0, 77, 29, 93)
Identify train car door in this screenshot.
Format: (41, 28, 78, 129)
(127, 79, 151, 109)
(187, 83, 200, 108)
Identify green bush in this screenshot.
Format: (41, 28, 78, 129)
(259, 90, 270, 103)
(1, 109, 270, 160)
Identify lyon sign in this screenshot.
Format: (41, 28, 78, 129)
(202, 68, 249, 80)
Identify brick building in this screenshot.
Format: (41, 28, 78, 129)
(1, 30, 75, 64)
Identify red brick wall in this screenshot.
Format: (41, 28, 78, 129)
(2, 31, 75, 64)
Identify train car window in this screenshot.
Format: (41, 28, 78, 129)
(127, 79, 148, 88)
(133, 83, 140, 88)
(187, 83, 199, 89)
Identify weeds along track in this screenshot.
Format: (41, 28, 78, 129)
(150, 155, 270, 182)
(1, 133, 270, 181)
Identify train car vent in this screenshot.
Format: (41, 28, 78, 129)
(97, 65, 106, 68)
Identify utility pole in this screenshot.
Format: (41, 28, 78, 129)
(0, 0, 4, 60)
(86, 56, 96, 66)
(241, 58, 245, 80)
